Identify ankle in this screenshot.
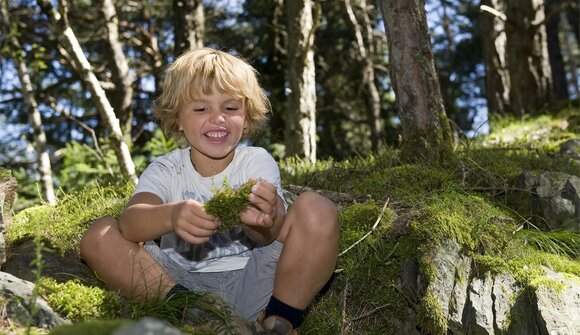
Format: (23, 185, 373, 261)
(265, 296, 306, 329)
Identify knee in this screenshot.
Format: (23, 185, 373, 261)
(80, 216, 118, 259)
(291, 191, 339, 239)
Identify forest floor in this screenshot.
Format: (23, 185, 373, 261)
(3, 107, 579, 334)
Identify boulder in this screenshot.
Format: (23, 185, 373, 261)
(0, 271, 69, 329)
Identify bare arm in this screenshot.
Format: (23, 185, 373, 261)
(239, 180, 286, 245)
(119, 192, 219, 244)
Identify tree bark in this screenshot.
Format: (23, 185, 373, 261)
(480, 0, 511, 115)
(174, 0, 205, 57)
(285, 0, 318, 163)
(38, 0, 138, 183)
(342, 0, 383, 152)
(379, 0, 454, 163)
(504, 0, 553, 116)
(1, 0, 56, 205)
(102, 0, 135, 136)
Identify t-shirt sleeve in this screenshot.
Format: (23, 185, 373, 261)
(134, 159, 173, 203)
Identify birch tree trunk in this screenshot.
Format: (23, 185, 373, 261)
(102, 0, 135, 136)
(38, 0, 138, 183)
(379, 0, 454, 163)
(286, 0, 318, 163)
(1, 0, 56, 205)
(480, 0, 511, 115)
(343, 0, 383, 152)
(174, 0, 205, 56)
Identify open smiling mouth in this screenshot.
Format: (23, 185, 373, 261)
(205, 131, 229, 141)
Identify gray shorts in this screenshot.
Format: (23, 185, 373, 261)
(143, 241, 283, 321)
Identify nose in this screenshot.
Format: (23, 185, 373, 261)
(209, 109, 225, 124)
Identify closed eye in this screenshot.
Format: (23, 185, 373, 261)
(193, 107, 206, 112)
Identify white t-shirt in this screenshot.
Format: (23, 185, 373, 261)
(134, 146, 286, 272)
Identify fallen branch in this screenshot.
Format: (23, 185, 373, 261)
(339, 198, 390, 257)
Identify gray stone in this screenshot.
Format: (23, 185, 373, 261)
(534, 267, 580, 335)
(492, 272, 517, 332)
(112, 317, 185, 335)
(537, 172, 580, 231)
(559, 138, 580, 160)
(465, 272, 494, 335)
(0, 271, 69, 329)
(447, 254, 471, 335)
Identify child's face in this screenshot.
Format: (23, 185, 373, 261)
(178, 89, 247, 175)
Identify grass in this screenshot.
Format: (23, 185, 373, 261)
(3, 111, 580, 334)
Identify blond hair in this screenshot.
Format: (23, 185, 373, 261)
(153, 48, 271, 145)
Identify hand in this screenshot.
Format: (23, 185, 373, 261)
(240, 180, 280, 229)
(170, 199, 219, 244)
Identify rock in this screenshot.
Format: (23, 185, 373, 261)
(464, 272, 495, 335)
(0, 271, 69, 329)
(112, 317, 185, 335)
(447, 254, 471, 335)
(3, 239, 102, 287)
(534, 267, 580, 335)
(559, 138, 580, 160)
(536, 172, 580, 232)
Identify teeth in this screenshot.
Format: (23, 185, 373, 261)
(206, 131, 227, 138)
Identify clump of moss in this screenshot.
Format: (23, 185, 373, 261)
(6, 181, 134, 254)
(36, 278, 122, 322)
(204, 180, 254, 232)
(49, 319, 131, 335)
(417, 291, 447, 335)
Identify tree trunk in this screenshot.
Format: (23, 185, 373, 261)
(102, 0, 135, 136)
(343, 0, 383, 152)
(379, 0, 454, 163)
(1, 0, 56, 205)
(505, 0, 553, 116)
(285, 0, 318, 163)
(38, 0, 138, 183)
(174, 0, 205, 57)
(480, 0, 511, 115)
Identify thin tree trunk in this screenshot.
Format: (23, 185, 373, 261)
(102, 0, 135, 136)
(480, 0, 511, 115)
(343, 0, 382, 152)
(379, 0, 454, 163)
(38, 0, 138, 183)
(285, 0, 318, 163)
(1, 0, 56, 205)
(174, 0, 205, 57)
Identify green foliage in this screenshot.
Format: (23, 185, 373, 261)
(204, 179, 254, 232)
(141, 128, 179, 159)
(58, 140, 146, 193)
(36, 278, 122, 322)
(6, 181, 134, 254)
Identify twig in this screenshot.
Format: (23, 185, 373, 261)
(340, 282, 350, 335)
(351, 304, 391, 322)
(480, 5, 507, 21)
(339, 198, 390, 257)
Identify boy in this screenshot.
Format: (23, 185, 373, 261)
(80, 48, 339, 335)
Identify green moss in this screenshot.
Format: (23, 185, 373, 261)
(204, 179, 253, 232)
(36, 278, 122, 322)
(49, 319, 131, 335)
(417, 291, 447, 335)
(6, 182, 133, 254)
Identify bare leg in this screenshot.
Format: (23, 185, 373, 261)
(274, 191, 339, 309)
(80, 216, 175, 299)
